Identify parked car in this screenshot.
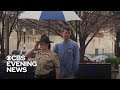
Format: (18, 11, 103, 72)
(92, 55, 108, 63)
(10, 50, 27, 60)
(84, 55, 95, 63)
(11, 50, 27, 55)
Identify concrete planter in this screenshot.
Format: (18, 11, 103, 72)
(111, 69, 119, 79)
(116, 64, 120, 79)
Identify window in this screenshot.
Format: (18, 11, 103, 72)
(95, 49, 99, 56)
(102, 48, 104, 55)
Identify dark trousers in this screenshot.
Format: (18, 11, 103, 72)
(34, 71, 56, 79)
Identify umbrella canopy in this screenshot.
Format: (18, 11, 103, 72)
(18, 11, 82, 21)
(18, 11, 82, 37)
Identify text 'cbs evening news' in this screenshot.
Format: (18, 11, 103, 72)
(6, 55, 37, 73)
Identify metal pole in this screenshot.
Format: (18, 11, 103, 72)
(23, 28, 26, 50)
(76, 21, 78, 42)
(75, 11, 78, 42)
(24, 32, 25, 49)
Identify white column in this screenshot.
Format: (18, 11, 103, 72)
(32, 28, 36, 35)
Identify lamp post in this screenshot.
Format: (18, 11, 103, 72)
(23, 28, 26, 50)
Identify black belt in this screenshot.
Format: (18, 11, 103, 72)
(35, 71, 56, 79)
(35, 74, 49, 78)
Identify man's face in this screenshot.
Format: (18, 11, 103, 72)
(39, 42, 48, 50)
(62, 29, 71, 41)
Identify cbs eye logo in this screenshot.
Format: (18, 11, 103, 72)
(6, 55, 26, 61)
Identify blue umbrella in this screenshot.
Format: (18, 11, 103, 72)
(19, 11, 82, 36)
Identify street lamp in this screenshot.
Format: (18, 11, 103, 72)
(23, 28, 26, 49)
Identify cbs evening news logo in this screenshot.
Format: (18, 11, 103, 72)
(6, 55, 37, 72)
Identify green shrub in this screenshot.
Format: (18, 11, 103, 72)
(105, 57, 120, 69)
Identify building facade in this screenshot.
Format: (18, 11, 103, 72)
(9, 30, 115, 57)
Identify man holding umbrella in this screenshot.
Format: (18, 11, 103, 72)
(53, 27, 80, 79)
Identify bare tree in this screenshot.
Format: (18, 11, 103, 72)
(64, 11, 115, 63)
(17, 11, 116, 63)
(0, 11, 23, 60)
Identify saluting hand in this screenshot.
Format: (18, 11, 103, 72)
(34, 41, 40, 50)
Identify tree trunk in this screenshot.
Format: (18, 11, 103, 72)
(1, 35, 5, 60)
(80, 47, 85, 63)
(17, 31, 20, 50)
(16, 29, 21, 50)
(79, 37, 86, 63)
(5, 19, 9, 58)
(115, 31, 120, 57)
(1, 21, 5, 60)
(70, 28, 76, 42)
